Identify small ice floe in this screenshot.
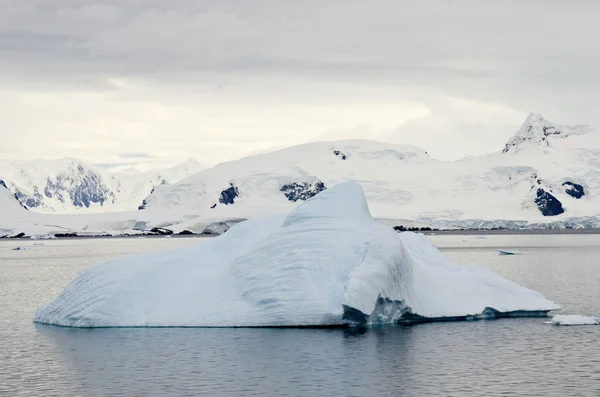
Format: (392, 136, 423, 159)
(549, 315, 599, 326)
(497, 249, 521, 255)
(31, 235, 56, 240)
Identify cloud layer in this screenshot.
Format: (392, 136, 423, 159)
(1, 1, 599, 169)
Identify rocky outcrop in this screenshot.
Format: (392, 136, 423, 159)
(219, 184, 240, 205)
(333, 150, 347, 160)
(15, 187, 43, 208)
(534, 188, 564, 216)
(137, 200, 148, 210)
(150, 227, 173, 235)
(1, 179, 29, 210)
(281, 181, 326, 202)
(563, 182, 585, 199)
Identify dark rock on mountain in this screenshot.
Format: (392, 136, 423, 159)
(12, 161, 117, 211)
(219, 184, 240, 205)
(534, 188, 564, 216)
(16, 188, 43, 208)
(54, 233, 78, 238)
(333, 150, 347, 160)
(138, 199, 148, 210)
(563, 182, 585, 199)
(393, 226, 433, 232)
(151, 227, 173, 235)
(1, 179, 29, 210)
(281, 181, 326, 202)
(138, 187, 155, 210)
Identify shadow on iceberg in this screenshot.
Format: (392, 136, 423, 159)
(34, 181, 559, 328)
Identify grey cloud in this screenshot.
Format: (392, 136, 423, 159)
(118, 153, 155, 159)
(94, 162, 133, 169)
(2, 0, 600, 165)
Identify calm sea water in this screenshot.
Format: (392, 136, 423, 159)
(1, 235, 599, 397)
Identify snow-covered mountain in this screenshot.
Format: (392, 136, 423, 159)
(2, 112, 600, 237)
(139, 113, 600, 229)
(0, 158, 205, 213)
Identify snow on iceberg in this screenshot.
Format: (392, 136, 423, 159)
(550, 315, 599, 326)
(34, 181, 559, 328)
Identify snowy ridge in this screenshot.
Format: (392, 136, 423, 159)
(140, 113, 600, 226)
(34, 182, 558, 327)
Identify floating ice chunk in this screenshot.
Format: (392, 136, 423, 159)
(498, 249, 521, 255)
(34, 181, 559, 328)
(550, 315, 599, 326)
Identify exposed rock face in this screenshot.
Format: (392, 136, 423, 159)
(534, 188, 564, 216)
(13, 166, 116, 210)
(333, 150, 347, 160)
(219, 184, 240, 205)
(137, 188, 154, 210)
(150, 227, 173, 235)
(563, 182, 585, 199)
(280, 181, 326, 202)
(393, 226, 433, 232)
(15, 188, 43, 208)
(1, 179, 29, 210)
(137, 200, 148, 210)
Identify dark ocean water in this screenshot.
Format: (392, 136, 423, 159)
(1, 235, 599, 397)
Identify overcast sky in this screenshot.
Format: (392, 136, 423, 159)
(2, 1, 599, 170)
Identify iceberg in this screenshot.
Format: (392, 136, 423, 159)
(550, 315, 599, 326)
(34, 182, 559, 328)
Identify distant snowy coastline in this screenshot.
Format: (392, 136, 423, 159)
(3, 113, 600, 238)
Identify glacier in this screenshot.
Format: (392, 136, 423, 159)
(34, 181, 559, 328)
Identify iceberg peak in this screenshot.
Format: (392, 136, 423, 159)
(282, 181, 371, 228)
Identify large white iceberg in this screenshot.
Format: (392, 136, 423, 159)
(34, 182, 559, 327)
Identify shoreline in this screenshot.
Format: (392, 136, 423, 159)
(4, 227, 600, 241)
(422, 228, 600, 236)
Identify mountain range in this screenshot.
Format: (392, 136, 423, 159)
(2, 113, 600, 237)
(0, 158, 205, 213)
